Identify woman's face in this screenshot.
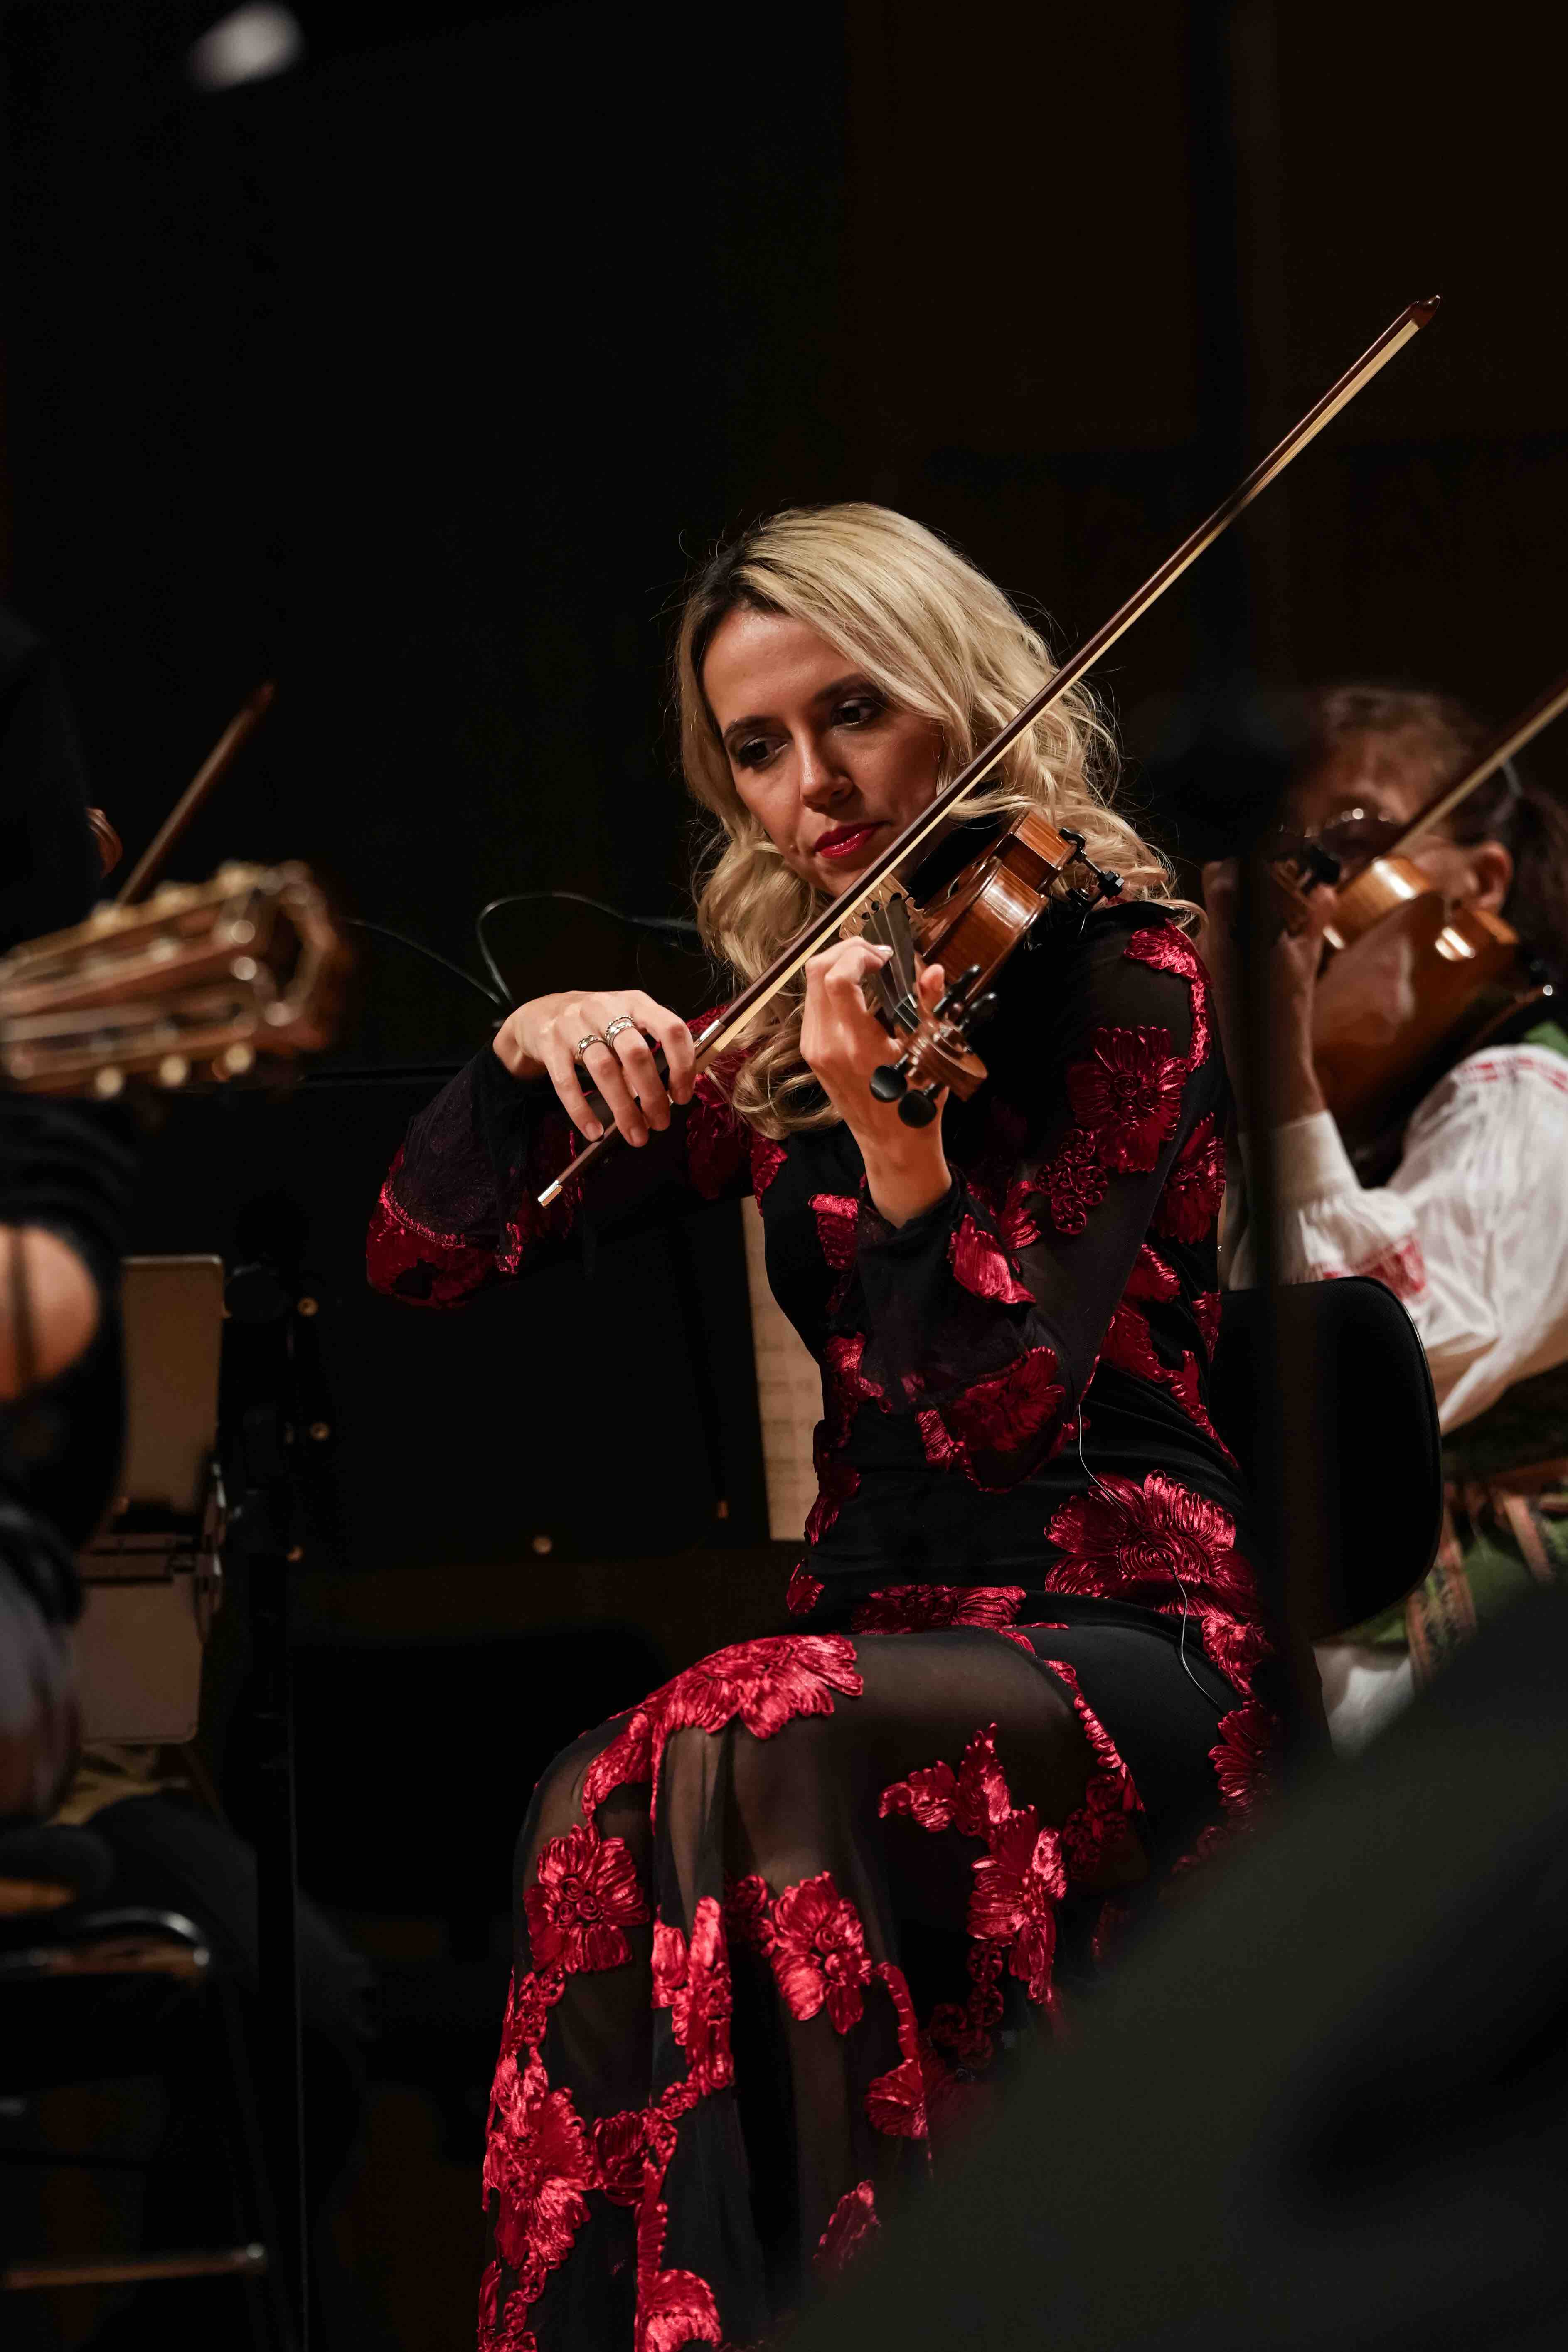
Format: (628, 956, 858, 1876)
(701, 606, 944, 898)
(1292, 732, 1511, 913)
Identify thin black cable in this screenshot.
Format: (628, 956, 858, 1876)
(474, 890, 700, 1007)
(343, 918, 507, 1010)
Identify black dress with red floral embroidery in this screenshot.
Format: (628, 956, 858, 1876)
(369, 900, 1280, 2351)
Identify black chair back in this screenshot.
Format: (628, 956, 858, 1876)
(1210, 1277, 1442, 1640)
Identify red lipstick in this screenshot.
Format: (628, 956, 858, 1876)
(815, 821, 883, 861)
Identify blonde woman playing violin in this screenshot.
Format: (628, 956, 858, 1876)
(372, 506, 1279, 2350)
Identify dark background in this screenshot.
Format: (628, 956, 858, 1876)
(3, 2, 1566, 2343)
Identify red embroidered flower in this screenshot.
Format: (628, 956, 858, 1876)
(1066, 1025, 1186, 1172)
(1153, 1112, 1225, 1244)
(1046, 1470, 1253, 1611)
(1042, 1657, 1144, 1882)
(1210, 1699, 1282, 1815)
(948, 1212, 1034, 1304)
(864, 1962, 928, 2140)
(922, 1345, 1066, 1487)
(723, 1873, 774, 1954)
(646, 1635, 864, 1800)
(786, 1560, 825, 1615)
(1124, 1243, 1180, 1302)
(768, 1871, 872, 2032)
(1029, 1127, 1108, 1236)
(1173, 1598, 1273, 1690)
(810, 1192, 860, 1276)
(879, 1724, 1012, 1840)
(928, 1939, 1007, 2070)
(485, 2052, 595, 2279)
(634, 2198, 723, 2352)
(523, 1826, 648, 1975)
(967, 1807, 1066, 2002)
(805, 1455, 860, 1547)
(495, 1966, 564, 2070)
(593, 2111, 647, 2206)
(1100, 1304, 1233, 1458)
(367, 1172, 501, 1308)
(478, 2258, 538, 2352)
(815, 2181, 880, 2278)
(850, 1584, 1025, 1635)
(652, 1898, 733, 2090)
(581, 1709, 654, 1813)
(750, 1132, 787, 1199)
(1125, 923, 1212, 1067)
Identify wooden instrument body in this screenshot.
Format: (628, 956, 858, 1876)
(0, 862, 349, 1097)
(879, 808, 1115, 1104)
(1310, 851, 1541, 1140)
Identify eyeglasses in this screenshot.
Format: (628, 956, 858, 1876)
(1301, 805, 1410, 864)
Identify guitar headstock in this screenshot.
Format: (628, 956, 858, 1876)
(0, 862, 350, 1097)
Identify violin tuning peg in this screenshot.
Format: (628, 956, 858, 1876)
(937, 964, 982, 1016)
(869, 1061, 909, 1101)
(967, 991, 999, 1026)
(896, 1085, 940, 1129)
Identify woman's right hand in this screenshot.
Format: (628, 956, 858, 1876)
(492, 990, 697, 1147)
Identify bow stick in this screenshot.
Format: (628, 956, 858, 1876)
(115, 681, 277, 907)
(539, 296, 1440, 1207)
(1378, 665, 1568, 856)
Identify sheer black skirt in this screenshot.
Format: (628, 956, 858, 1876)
(478, 1605, 1260, 2351)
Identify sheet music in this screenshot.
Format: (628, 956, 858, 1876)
(741, 1197, 821, 1542)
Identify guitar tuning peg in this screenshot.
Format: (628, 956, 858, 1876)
(93, 1068, 125, 1099)
(158, 1055, 190, 1089)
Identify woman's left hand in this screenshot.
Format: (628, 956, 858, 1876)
(800, 939, 953, 1226)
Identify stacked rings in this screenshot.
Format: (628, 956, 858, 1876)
(575, 1034, 606, 1058)
(603, 1016, 640, 1044)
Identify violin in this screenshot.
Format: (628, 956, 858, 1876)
(839, 812, 1122, 1125)
(539, 297, 1440, 1206)
(1271, 669, 1568, 1146)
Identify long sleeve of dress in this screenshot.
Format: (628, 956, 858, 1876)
(842, 911, 1218, 1490)
(1229, 1040, 1568, 1431)
(368, 1034, 754, 1306)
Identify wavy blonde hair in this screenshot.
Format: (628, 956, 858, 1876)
(675, 502, 1174, 1136)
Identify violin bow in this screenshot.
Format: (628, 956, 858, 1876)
(115, 681, 277, 907)
(540, 296, 1440, 1207)
(1380, 665, 1568, 857)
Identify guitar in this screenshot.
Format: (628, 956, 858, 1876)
(0, 862, 349, 1096)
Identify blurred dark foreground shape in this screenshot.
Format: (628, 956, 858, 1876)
(788, 1586, 1568, 2352)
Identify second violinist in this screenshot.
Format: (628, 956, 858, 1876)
(1204, 683, 1568, 1746)
(370, 505, 1280, 2351)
